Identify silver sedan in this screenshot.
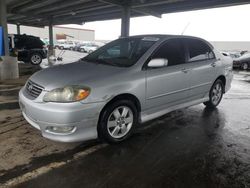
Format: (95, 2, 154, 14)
(19, 35, 233, 143)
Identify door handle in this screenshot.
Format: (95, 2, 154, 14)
(211, 62, 216, 67)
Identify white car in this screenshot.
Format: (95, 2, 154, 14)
(80, 44, 99, 53)
(19, 35, 233, 143)
(55, 41, 77, 50)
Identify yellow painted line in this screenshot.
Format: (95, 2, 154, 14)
(1, 144, 107, 188)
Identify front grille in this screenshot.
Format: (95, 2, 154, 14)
(25, 80, 44, 98)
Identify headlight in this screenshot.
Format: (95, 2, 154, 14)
(43, 86, 90, 102)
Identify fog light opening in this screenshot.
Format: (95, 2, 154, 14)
(46, 126, 76, 134)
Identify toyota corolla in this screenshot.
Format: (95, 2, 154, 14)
(19, 35, 233, 143)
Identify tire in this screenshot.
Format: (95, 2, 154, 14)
(59, 46, 64, 50)
(242, 62, 249, 70)
(204, 79, 224, 108)
(98, 100, 138, 143)
(30, 53, 42, 65)
(69, 47, 73, 51)
(80, 48, 85, 52)
(88, 50, 93, 53)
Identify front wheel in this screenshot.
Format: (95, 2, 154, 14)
(204, 79, 224, 108)
(98, 100, 138, 143)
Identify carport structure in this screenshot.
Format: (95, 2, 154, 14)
(1, 0, 250, 79)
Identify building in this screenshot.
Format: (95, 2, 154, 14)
(7, 24, 95, 42)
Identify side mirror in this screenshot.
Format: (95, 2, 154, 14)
(148, 58, 168, 68)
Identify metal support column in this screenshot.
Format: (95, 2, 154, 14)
(16, 24, 21, 35)
(49, 22, 54, 47)
(47, 20, 55, 66)
(48, 21, 55, 57)
(121, 6, 131, 37)
(0, 0, 9, 56)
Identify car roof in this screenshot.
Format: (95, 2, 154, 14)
(126, 34, 201, 40)
(123, 34, 214, 49)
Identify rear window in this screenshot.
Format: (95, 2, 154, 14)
(185, 39, 215, 62)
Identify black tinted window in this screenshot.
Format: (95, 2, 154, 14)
(151, 39, 185, 66)
(186, 39, 214, 62)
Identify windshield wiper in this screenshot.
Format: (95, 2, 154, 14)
(82, 57, 126, 67)
(95, 59, 119, 67)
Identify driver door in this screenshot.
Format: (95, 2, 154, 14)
(145, 38, 191, 110)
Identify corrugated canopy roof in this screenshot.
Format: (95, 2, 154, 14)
(6, 0, 250, 27)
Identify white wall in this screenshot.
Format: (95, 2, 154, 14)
(211, 41, 250, 51)
(7, 24, 95, 41)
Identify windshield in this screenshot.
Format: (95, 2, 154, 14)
(82, 37, 158, 67)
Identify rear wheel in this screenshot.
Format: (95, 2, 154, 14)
(30, 53, 42, 65)
(204, 79, 224, 108)
(98, 100, 138, 143)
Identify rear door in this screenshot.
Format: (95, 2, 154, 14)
(145, 38, 191, 110)
(183, 38, 218, 100)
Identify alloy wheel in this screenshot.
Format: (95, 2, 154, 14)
(211, 83, 223, 105)
(107, 106, 133, 139)
(31, 54, 41, 64)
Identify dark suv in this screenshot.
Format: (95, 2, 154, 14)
(9, 34, 47, 65)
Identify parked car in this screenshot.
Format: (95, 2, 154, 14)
(8, 34, 47, 65)
(54, 41, 77, 50)
(73, 43, 88, 52)
(233, 52, 250, 70)
(221, 51, 241, 59)
(19, 35, 233, 143)
(80, 43, 99, 53)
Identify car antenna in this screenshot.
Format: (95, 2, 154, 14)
(181, 22, 190, 35)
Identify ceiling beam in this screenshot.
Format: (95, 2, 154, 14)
(132, 0, 185, 8)
(99, 0, 162, 18)
(9, 0, 61, 13)
(132, 7, 162, 18)
(6, 0, 250, 27)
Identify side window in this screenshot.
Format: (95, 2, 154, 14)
(186, 39, 215, 62)
(151, 39, 186, 67)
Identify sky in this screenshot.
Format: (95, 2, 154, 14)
(63, 4, 250, 42)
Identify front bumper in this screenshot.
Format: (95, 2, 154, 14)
(233, 62, 241, 68)
(19, 88, 106, 142)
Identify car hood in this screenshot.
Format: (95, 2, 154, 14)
(234, 53, 250, 62)
(30, 61, 124, 90)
